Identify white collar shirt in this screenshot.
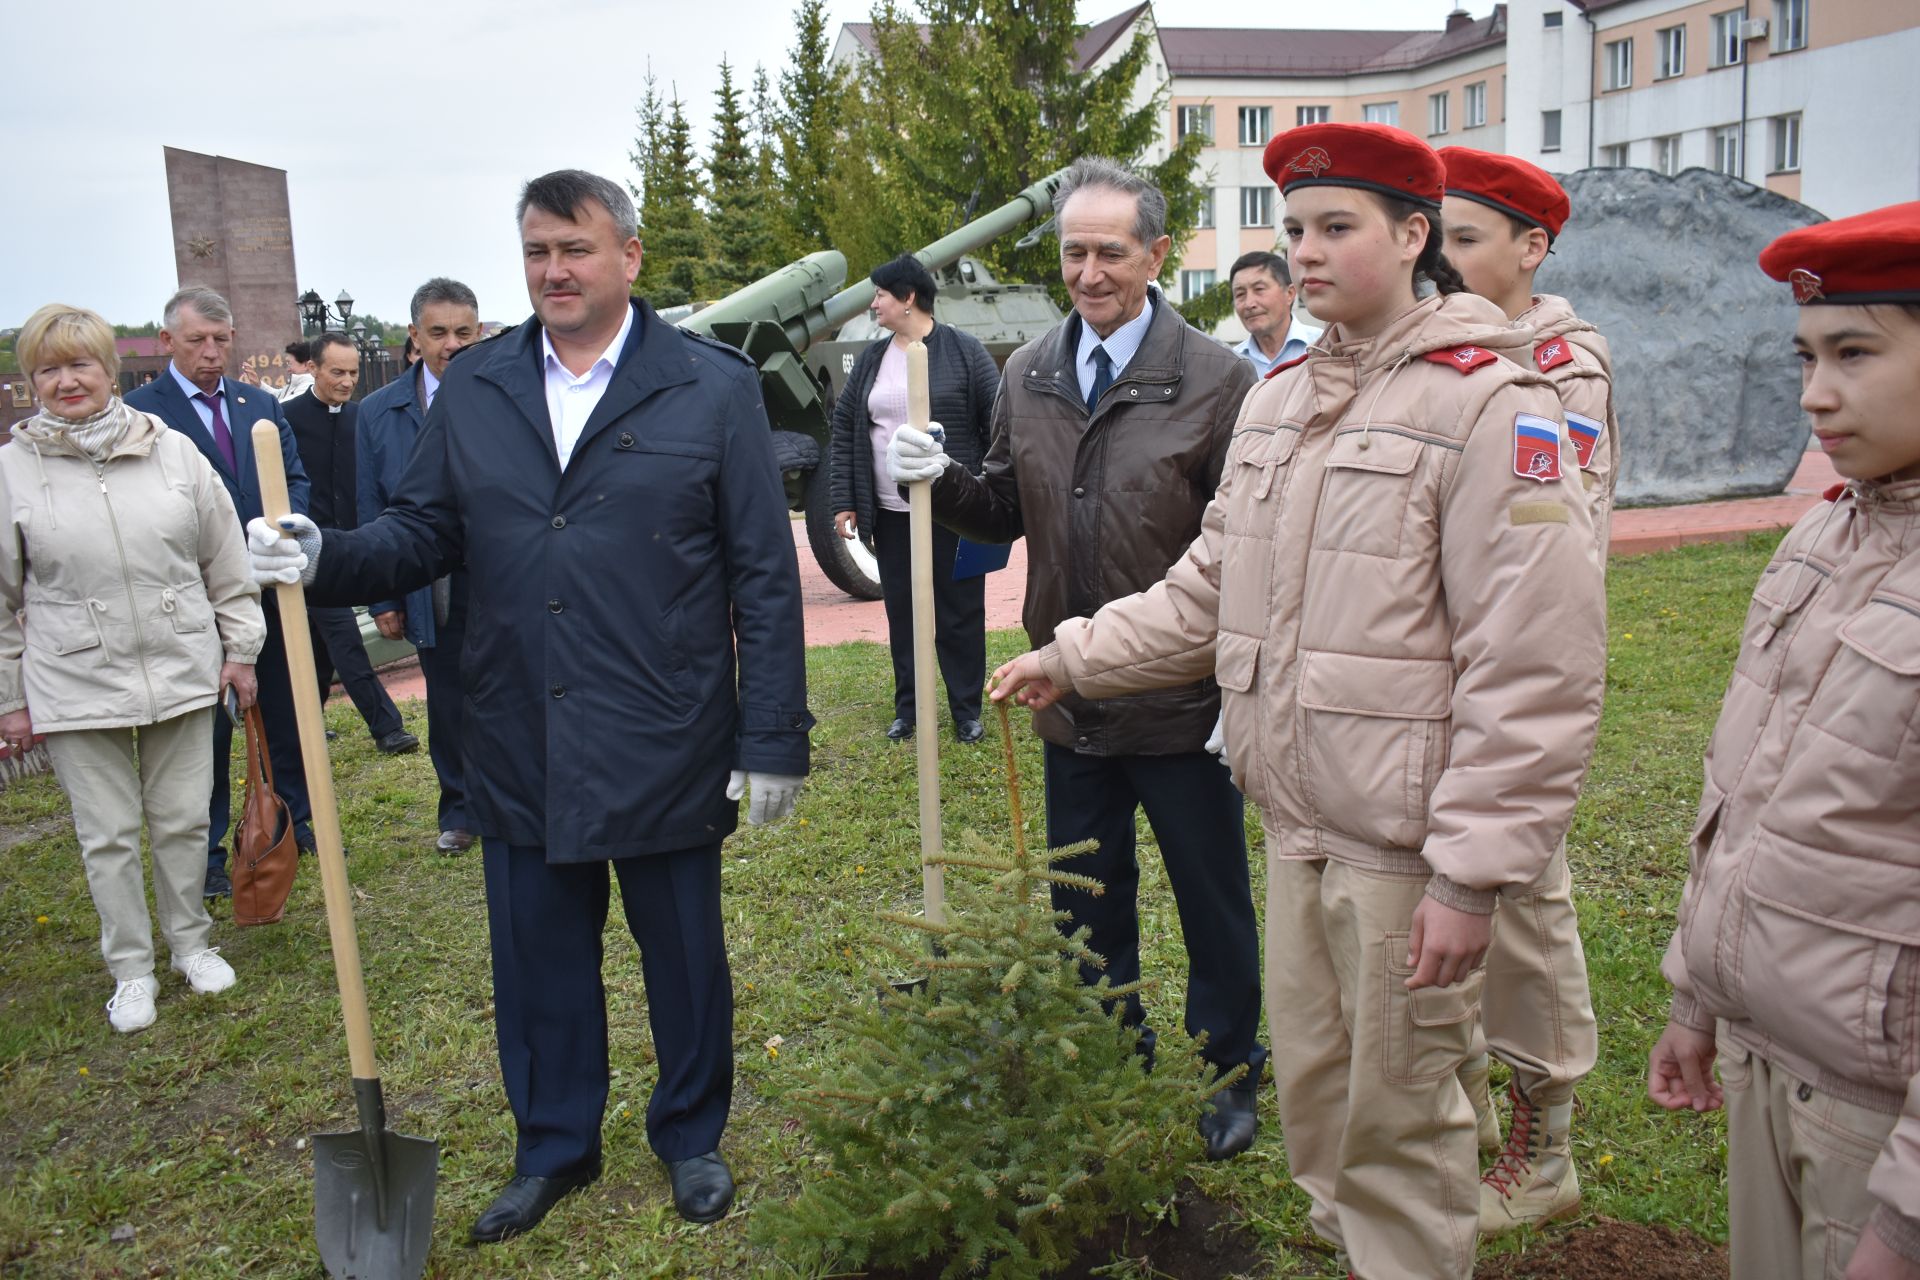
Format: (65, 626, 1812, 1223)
(540, 303, 634, 470)
(421, 362, 441, 411)
(168, 361, 229, 437)
(1233, 319, 1325, 379)
(1074, 288, 1158, 403)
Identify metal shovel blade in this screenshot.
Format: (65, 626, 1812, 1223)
(314, 1124, 437, 1279)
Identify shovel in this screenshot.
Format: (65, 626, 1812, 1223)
(252, 423, 437, 1279)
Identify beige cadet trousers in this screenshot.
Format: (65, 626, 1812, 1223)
(1471, 843, 1598, 1106)
(1267, 851, 1484, 1280)
(1723, 1042, 1897, 1280)
(46, 707, 216, 981)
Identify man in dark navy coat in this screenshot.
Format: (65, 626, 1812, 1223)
(126, 286, 313, 898)
(247, 171, 813, 1238)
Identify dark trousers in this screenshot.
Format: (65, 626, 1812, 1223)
(871, 507, 986, 724)
(1043, 742, 1261, 1073)
(308, 607, 403, 740)
(210, 604, 311, 870)
(417, 591, 468, 832)
(482, 840, 734, 1176)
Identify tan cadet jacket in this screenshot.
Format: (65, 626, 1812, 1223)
(1663, 477, 1920, 1251)
(1519, 294, 1618, 558)
(1038, 292, 1607, 912)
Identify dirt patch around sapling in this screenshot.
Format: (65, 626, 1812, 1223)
(1476, 1217, 1728, 1280)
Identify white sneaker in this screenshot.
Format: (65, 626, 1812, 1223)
(171, 948, 236, 995)
(106, 975, 159, 1033)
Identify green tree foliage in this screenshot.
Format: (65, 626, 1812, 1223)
(826, 1, 1208, 301)
(1173, 277, 1236, 332)
(631, 65, 711, 309)
(776, 0, 840, 255)
(706, 59, 780, 294)
(749, 65, 794, 262)
(112, 322, 159, 337)
(751, 753, 1229, 1278)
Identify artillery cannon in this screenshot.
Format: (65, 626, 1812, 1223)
(676, 167, 1069, 600)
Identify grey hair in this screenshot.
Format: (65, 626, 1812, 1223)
(163, 286, 234, 331)
(1051, 156, 1168, 247)
(516, 169, 638, 243)
(409, 276, 479, 324)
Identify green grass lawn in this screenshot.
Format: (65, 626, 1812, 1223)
(0, 534, 1772, 1278)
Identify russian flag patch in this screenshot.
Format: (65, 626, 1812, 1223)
(1513, 413, 1563, 482)
(1565, 411, 1604, 469)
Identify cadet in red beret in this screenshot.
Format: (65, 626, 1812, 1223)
(1651, 201, 1920, 1280)
(1438, 145, 1613, 1240)
(995, 121, 1606, 1279)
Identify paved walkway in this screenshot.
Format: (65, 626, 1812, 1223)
(370, 448, 1836, 698)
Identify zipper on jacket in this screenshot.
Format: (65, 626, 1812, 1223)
(92, 460, 159, 721)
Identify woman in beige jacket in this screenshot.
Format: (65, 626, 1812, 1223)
(1, 305, 265, 1033)
(1650, 204, 1920, 1280)
(993, 124, 1607, 1278)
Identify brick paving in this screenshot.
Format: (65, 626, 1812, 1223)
(371, 448, 1837, 698)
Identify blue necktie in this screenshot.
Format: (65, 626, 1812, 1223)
(1087, 345, 1112, 414)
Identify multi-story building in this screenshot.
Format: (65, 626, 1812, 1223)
(834, 1, 1920, 321)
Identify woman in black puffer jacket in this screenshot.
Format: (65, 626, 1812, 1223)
(828, 254, 999, 743)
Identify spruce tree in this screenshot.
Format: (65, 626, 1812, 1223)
(706, 58, 779, 294)
(751, 719, 1232, 1279)
(777, 0, 840, 255)
(750, 65, 794, 263)
(637, 90, 711, 309)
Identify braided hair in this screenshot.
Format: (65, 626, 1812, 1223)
(1373, 192, 1469, 299)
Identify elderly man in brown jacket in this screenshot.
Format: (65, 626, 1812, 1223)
(889, 156, 1265, 1160)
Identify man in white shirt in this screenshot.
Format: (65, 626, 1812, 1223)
(1229, 250, 1323, 378)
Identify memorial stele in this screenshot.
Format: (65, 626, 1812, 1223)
(163, 146, 301, 391)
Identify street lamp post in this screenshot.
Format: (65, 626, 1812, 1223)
(298, 290, 392, 395)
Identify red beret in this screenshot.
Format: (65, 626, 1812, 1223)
(1759, 202, 1920, 305)
(1263, 123, 1443, 210)
(1438, 146, 1571, 239)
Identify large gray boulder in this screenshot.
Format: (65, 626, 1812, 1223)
(1535, 167, 1823, 506)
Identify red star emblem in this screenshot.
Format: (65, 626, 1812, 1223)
(1289, 147, 1333, 178)
(1789, 268, 1824, 304)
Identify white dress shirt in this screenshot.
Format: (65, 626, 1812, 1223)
(421, 362, 441, 411)
(541, 304, 634, 470)
(1074, 287, 1159, 403)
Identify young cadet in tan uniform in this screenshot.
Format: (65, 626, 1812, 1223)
(993, 123, 1607, 1280)
(1438, 146, 1610, 1235)
(1651, 202, 1920, 1280)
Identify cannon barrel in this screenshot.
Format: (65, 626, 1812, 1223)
(677, 166, 1068, 354)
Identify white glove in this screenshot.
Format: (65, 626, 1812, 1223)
(887, 422, 950, 484)
(246, 514, 321, 587)
(1204, 711, 1227, 763)
(727, 769, 804, 826)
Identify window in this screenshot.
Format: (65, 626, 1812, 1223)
(1604, 38, 1633, 90)
(1599, 143, 1629, 168)
(1542, 109, 1563, 152)
(1711, 9, 1746, 66)
(1427, 92, 1450, 136)
(1363, 101, 1399, 126)
(1195, 188, 1215, 230)
(1543, 9, 1563, 27)
(1297, 104, 1330, 126)
(1655, 133, 1683, 176)
(1464, 81, 1488, 128)
(1179, 270, 1217, 303)
(1657, 25, 1686, 77)
(1771, 113, 1802, 172)
(1238, 106, 1272, 147)
(1176, 104, 1214, 143)
(1773, 0, 1807, 52)
(1240, 186, 1274, 228)
(1713, 124, 1743, 175)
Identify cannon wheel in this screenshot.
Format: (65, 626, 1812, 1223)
(803, 466, 883, 601)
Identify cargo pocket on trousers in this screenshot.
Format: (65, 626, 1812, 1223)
(1383, 930, 1485, 1085)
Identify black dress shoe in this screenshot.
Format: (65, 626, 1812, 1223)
(664, 1151, 734, 1223)
(885, 717, 913, 741)
(202, 865, 232, 900)
(375, 728, 421, 754)
(1200, 1081, 1259, 1161)
(954, 718, 985, 744)
(469, 1156, 602, 1244)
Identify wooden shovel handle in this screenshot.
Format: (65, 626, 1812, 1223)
(252, 421, 379, 1081)
(905, 340, 944, 925)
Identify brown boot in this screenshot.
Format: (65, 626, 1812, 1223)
(1479, 1083, 1580, 1236)
(1459, 1052, 1502, 1155)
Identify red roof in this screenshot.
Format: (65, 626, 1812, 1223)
(115, 337, 164, 358)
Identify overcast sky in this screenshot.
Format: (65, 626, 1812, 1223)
(2, 0, 1477, 331)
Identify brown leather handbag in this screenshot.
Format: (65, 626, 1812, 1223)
(232, 703, 298, 926)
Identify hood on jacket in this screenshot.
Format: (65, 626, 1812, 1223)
(1320, 291, 1535, 376)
